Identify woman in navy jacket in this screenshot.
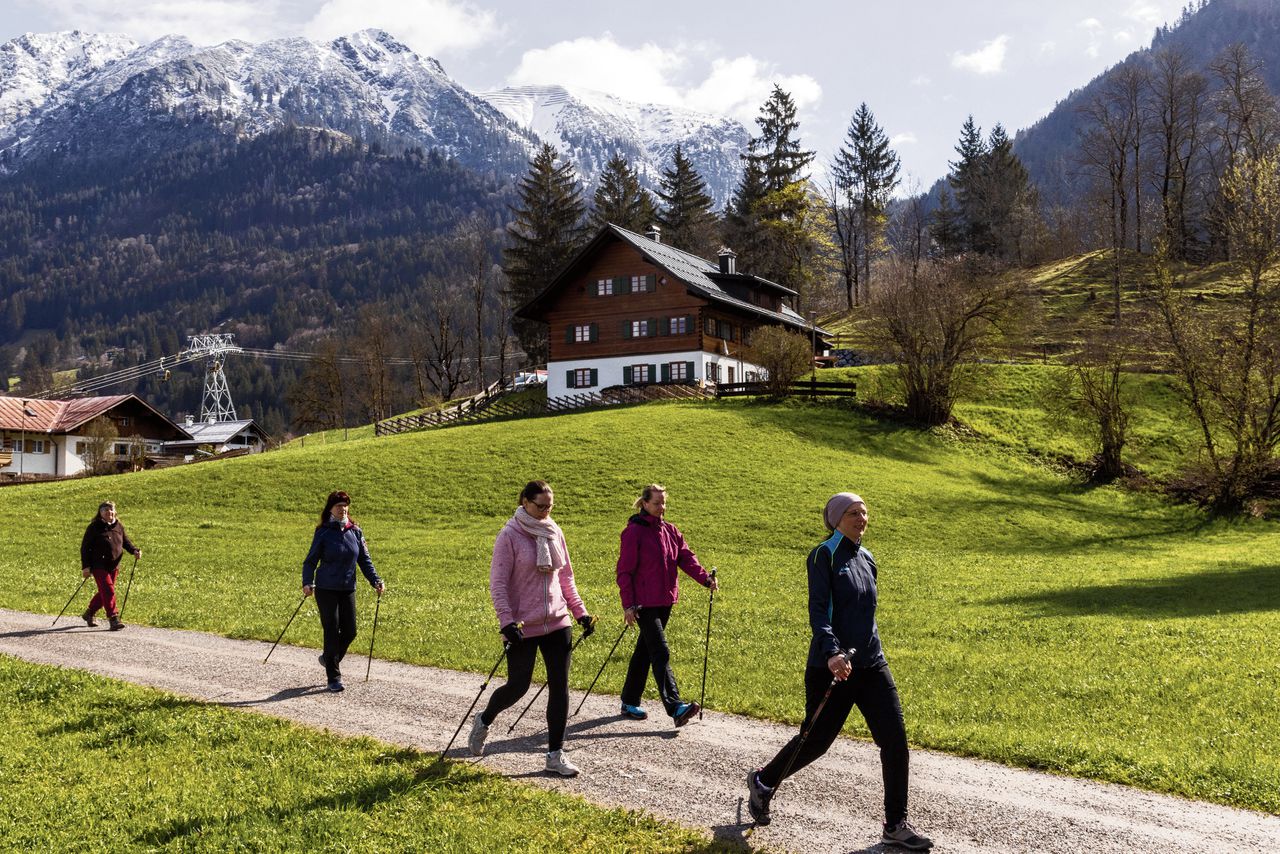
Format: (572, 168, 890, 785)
(302, 490, 385, 692)
(745, 492, 932, 851)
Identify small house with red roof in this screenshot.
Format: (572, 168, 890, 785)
(0, 394, 192, 477)
(516, 224, 828, 400)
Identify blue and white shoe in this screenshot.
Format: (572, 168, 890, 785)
(620, 703, 648, 720)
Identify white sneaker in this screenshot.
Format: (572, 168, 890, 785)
(467, 713, 489, 756)
(545, 749, 580, 777)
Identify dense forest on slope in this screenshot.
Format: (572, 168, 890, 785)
(0, 127, 517, 434)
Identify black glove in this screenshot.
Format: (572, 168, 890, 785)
(577, 614, 596, 638)
(501, 622, 523, 645)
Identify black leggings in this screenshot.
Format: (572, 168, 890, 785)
(481, 627, 573, 751)
(621, 605, 683, 716)
(758, 662, 910, 826)
(314, 588, 357, 680)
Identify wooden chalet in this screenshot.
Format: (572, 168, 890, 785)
(0, 394, 192, 478)
(517, 224, 829, 400)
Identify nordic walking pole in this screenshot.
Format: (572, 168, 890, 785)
(118, 554, 140, 621)
(263, 595, 307, 664)
(52, 575, 91, 626)
(439, 623, 522, 763)
(698, 567, 717, 720)
(507, 615, 596, 734)
(572, 621, 630, 717)
(771, 649, 854, 795)
(364, 588, 383, 682)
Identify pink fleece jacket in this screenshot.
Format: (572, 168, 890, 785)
(615, 512, 711, 610)
(490, 516, 587, 637)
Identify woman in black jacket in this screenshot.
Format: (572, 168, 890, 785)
(80, 501, 141, 630)
(302, 490, 385, 692)
(745, 492, 931, 851)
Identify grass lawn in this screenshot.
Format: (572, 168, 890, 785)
(3, 399, 1278, 814)
(818, 363, 1200, 480)
(0, 656, 733, 852)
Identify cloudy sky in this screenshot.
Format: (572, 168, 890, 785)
(4, 0, 1189, 187)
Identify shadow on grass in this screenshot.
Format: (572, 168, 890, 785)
(991, 562, 1280, 617)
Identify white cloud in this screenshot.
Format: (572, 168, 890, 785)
(508, 37, 821, 124)
(890, 132, 917, 147)
(1078, 17, 1104, 59)
(507, 34, 685, 106)
(684, 55, 821, 123)
(304, 0, 498, 57)
(951, 34, 1009, 75)
(910, 74, 931, 87)
(1039, 41, 1056, 56)
(1124, 1, 1165, 27)
(33, 0, 282, 44)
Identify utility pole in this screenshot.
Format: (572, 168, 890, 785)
(187, 334, 243, 422)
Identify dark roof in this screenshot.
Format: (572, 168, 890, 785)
(518, 223, 830, 336)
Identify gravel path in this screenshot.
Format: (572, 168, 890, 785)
(2, 608, 1276, 853)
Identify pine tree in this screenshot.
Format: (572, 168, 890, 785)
(656, 144, 718, 255)
(503, 143, 586, 365)
(832, 102, 900, 306)
(726, 86, 818, 299)
(948, 115, 990, 254)
(590, 153, 656, 233)
(982, 124, 1039, 263)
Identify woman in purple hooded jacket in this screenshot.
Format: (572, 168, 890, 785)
(615, 484, 718, 727)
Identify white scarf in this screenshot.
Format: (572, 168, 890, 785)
(513, 506, 566, 573)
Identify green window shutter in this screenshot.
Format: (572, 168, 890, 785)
(686, 361, 695, 378)
(615, 275, 630, 295)
(656, 316, 667, 337)
(589, 323, 598, 342)
(649, 364, 657, 382)
(588, 281, 597, 298)
(590, 368, 598, 386)
(566, 370, 576, 389)
(661, 363, 671, 383)
(623, 366, 633, 384)
(647, 274, 657, 290)
(621, 320, 631, 338)
(565, 325, 574, 343)
(648, 317, 658, 337)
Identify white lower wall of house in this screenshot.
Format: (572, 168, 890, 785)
(547, 351, 766, 400)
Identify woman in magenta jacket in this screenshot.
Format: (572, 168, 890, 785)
(468, 480, 594, 778)
(616, 483, 718, 726)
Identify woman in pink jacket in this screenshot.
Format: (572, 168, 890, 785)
(616, 484, 718, 726)
(468, 480, 594, 777)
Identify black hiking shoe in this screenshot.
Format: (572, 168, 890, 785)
(108, 616, 125, 631)
(746, 769, 773, 825)
(882, 819, 932, 850)
(82, 609, 97, 627)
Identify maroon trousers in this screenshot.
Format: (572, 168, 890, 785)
(87, 568, 119, 617)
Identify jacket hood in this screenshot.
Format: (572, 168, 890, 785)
(628, 512, 660, 527)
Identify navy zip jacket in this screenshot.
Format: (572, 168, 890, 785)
(807, 531, 886, 670)
(302, 520, 382, 592)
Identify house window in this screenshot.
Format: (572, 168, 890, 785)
(706, 361, 721, 383)
(630, 320, 651, 338)
(631, 275, 650, 293)
(595, 278, 614, 296)
(11, 439, 21, 453)
(117, 416, 131, 427)
(629, 364, 651, 384)
(566, 368, 598, 389)
(31, 440, 45, 454)
(574, 324, 591, 343)
(727, 366, 735, 384)
(114, 443, 129, 456)
(705, 317, 715, 336)
(668, 362, 689, 381)
(75, 441, 87, 455)
(668, 316, 688, 335)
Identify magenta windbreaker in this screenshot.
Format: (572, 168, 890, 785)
(489, 516, 587, 637)
(615, 512, 712, 610)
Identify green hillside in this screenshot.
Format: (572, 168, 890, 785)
(5, 399, 1278, 813)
